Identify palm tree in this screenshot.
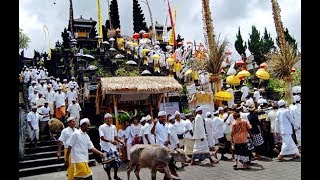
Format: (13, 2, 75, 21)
(268, 0, 301, 102)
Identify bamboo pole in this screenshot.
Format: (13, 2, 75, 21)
(113, 94, 120, 130)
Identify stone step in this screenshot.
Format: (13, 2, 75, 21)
(25, 144, 58, 154)
(23, 151, 62, 160)
(19, 152, 95, 169)
(19, 159, 97, 177)
(25, 140, 58, 148)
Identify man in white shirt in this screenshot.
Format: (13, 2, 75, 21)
(65, 118, 105, 179)
(28, 81, 37, 97)
(289, 95, 301, 152)
(212, 110, 229, 160)
(28, 89, 39, 107)
(253, 87, 260, 103)
(204, 112, 215, 151)
(240, 84, 250, 102)
(245, 95, 255, 107)
(145, 115, 155, 144)
(67, 98, 82, 127)
(174, 111, 186, 148)
(183, 113, 194, 156)
(57, 117, 79, 180)
(38, 101, 50, 141)
(274, 100, 300, 161)
(151, 111, 171, 147)
(257, 95, 267, 105)
(35, 93, 46, 112)
(139, 117, 153, 145)
(53, 87, 66, 120)
(191, 106, 216, 165)
(99, 113, 123, 180)
(266, 104, 278, 155)
(226, 85, 234, 108)
(167, 116, 180, 150)
(27, 106, 41, 147)
(45, 85, 55, 118)
(68, 77, 79, 89)
(65, 86, 78, 106)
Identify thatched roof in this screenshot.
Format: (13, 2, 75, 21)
(99, 76, 183, 94)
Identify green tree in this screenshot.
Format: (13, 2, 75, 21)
(276, 27, 298, 51)
(234, 27, 247, 57)
(260, 27, 276, 63)
(248, 26, 263, 65)
(19, 28, 31, 50)
(133, 0, 148, 33)
(109, 0, 121, 30)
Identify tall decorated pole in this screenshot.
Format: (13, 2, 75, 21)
(97, 0, 103, 46)
(202, 0, 228, 107)
(269, 0, 301, 103)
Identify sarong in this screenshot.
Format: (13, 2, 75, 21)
(64, 148, 74, 180)
(184, 139, 195, 156)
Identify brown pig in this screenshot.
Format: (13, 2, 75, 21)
(127, 144, 190, 180)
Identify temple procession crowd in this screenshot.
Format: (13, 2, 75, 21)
(20, 65, 301, 180)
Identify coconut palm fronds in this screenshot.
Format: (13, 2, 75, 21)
(205, 35, 228, 74)
(267, 43, 301, 78)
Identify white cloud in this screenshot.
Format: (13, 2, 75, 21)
(19, 0, 301, 60)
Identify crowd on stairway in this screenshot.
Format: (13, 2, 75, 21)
(19, 65, 82, 145)
(19, 65, 301, 179)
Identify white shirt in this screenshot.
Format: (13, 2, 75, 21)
(257, 98, 267, 105)
(39, 106, 50, 121)
(240, 112, 250, 121)
(117, 129, 126, 144)
(184, 119, 194, 139)
(125, 126, 133, 144)
(54, 92, 66, 108)
(67, 129, 94, 163)
(193, 114, 206, 140)
(99, 124, 118, 151)
(26, 111, 41, 129)
(68, 81, 79, 89)
(28, 85, 36, 97)
(140, 123, 155, 144)
(212, 116, 224, 139)
(289, 103, 301, 129)
(167, 123, 179, 149)
(245, 98, 255, 107)
(241, 86, 250, 99)
(45, 90, 55, 103)
(35, 97, 46, 107)
(253, 90, 260, 102)
(174, 120, 185, 135)
(267, 110, 277, 133)
(130, 124, 141, 137)
(54, 82, 62, 91)
(58, 127, 79, 147)
(153, 122, 170, 147)
(28, 93, 38, 105)
(67, 103, 82, 118)
(66, 90, 78, 105)
(275, 107, 298, 135)
(205, 117, 215, 137)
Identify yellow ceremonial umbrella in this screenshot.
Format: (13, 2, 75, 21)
(151, 54, 161, 60)
(166, 57, 174, 66)
(255, 68, 270, 80)
(214, 91, 233, 101)
(131, 42, 138, 47)
(142, 48, 150, 53)
(185, 69, 192, 76)
(226, 75, 241, 85)
(237, 70, 250, 78)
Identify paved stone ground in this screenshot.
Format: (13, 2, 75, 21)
(19, 154, 301, 180)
